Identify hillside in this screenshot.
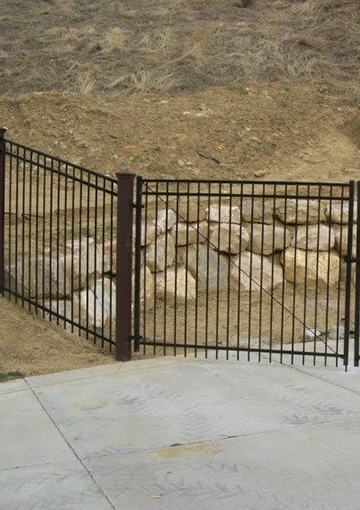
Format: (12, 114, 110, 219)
(0, 0, 359, 100)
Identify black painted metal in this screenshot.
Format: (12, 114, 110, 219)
(2, 137, 118, 352)
(135, 179, 356, 367)
(1, 134, 360, 368)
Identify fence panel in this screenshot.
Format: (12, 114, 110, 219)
(136, 179, 354, 367)
(2, 138, 118, 350)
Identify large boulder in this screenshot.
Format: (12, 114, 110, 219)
(156, 209, 177, 233)
(156, 267, 196, 304)
(172, 221, 208, 246)
(178, 244, 232, 293)
(68, 238, 111, 289)
(325, 202, 356, 225)
(241, 199, 274, 224)
(3, 237, 109, 299)
(249, 224, 291, 255)
(335, 227, 357, 259)
(275, 199, 326, 224)
(146, 233, 176, 272)
(281, 248, 340, 288)
(5, 255, 72, 299)
(230, 252, 283, 292)
(292, 225, 336, 251)
(46, 277, 117, 330)
(133, 265, 154, 310)
(206, 204, 241, 224)
(209, 224, 249, 254)
(177, 199, 208, 223)
(42, 298, 78, 329)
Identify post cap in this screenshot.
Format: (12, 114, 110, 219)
(116, 172, 136, 179)
(0, 126, 8, 137)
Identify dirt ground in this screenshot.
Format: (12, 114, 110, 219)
(0, 86, 359, 184)
(0, 297, 115, 379)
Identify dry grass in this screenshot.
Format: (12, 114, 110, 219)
(0, 0, 359, 100)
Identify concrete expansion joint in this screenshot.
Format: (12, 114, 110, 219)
(23, 379, 118, 510)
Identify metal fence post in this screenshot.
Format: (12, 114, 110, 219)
(0, 127, 7, 296)
(133, 176, 143, 352)
(354, 182, 360, 367)
(344, 180, 355, 368)
(116, 172, 135, 361)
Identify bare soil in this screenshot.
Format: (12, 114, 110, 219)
(0, 297, 115, 379)
(0, 86, 359, 183)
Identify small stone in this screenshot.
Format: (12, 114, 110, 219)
(304, 329, 321, 341)
(254, 170, 267, 178)
(329, 325, 345, 340)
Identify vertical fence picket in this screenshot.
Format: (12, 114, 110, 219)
(0, 127, 6, 296)
(354, 183, 360, 367)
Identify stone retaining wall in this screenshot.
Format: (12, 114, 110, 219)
(5, 198, 352, 333)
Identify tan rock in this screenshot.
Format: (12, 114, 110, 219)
(292, 225, 335, 251)
(139, 223, 157, 247)
(275, 199, 326, 224)
(178, 244, 232, 293)
(69, 238, 111, 289)
(133, 265, 154, 310)
(146, 233, 176, 272)
(325, 202, 356, 224)
(230, 252, 283, 292)
(5, 255, 73, 299)
(157, 267, 196, 304)
(91, 277, 116, 324)
(173, 221, 208, 246)
(281, 248, 340, 287)
(156, 209, 177, 233)
(209, 224, 249, 254)
(335, 227, 357, 259)
(241, 199, 274, 224)
(42, 298, 77, 328)
(249, 224, 291, 255)
(206, 204, 241, 224)
(177, 199, 207, 222)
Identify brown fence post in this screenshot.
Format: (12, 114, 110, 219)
(0, 127, 7, 296)
(116, 172, 135, 361)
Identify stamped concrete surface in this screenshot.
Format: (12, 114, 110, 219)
(1, 357, 360, 510)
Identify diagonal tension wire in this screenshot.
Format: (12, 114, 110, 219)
(145, 185, 337, 355)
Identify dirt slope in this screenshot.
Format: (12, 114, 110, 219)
(0, 85, 359, 182)
(0, 298, 115, 378)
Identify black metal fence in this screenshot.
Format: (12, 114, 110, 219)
(134, 179, 356, 367)
(0, 130, 359, 368)
(0, 130, 122, 354)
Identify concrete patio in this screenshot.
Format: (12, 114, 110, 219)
(1, 356, 360, 510)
